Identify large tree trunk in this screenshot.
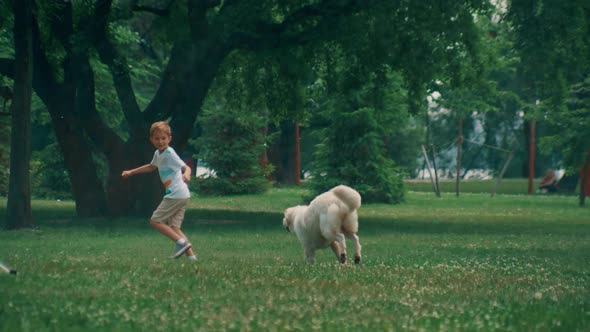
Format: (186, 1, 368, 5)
(23, 1, 109, 219)
(49, 108, 163, 217)
(6, 0, 34, 229)
(268, 120, 298, 185)
(47, 104, 107, 217)
(520, 120, 531, 178)
(105, 138, 163, 217)
(580, 149, 590, 207)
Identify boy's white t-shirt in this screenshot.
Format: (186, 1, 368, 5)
(150, 147, 190, 199)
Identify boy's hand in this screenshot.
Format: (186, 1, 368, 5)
(121, 170, 132, 178)
(182, 173, 191, 184)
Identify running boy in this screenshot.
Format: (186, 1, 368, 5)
(122, 121, 196, 260)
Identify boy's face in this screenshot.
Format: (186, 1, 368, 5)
(150, 130, 172, 152)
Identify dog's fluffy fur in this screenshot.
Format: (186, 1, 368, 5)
(283, 185, 362, 264)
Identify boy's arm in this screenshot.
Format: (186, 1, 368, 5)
(121, 164, 157, 178)
(181, 165, 192, 184)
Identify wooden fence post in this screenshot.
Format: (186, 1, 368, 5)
(492, 144, 516, 197)
(294, 122, 301, 186)
(528, 119, 536, 194)
(431, 145, 440, 197)
(456, 117, 463, 197)
(421, 145, 439, 197)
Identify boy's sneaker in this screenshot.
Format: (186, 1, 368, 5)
(171, 241, 192, 259)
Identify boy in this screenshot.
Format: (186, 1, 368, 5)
(121, 121, 196, 260)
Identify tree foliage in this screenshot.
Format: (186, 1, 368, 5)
(193, 104, 272, 195)
(508, 0, 590, 105)
(302, 43, 411, 202)
(2, 0, 541, 217)
(310, 107, 405, 204)
(507, 0, 590, 183)
(539, 75, 590, 171)
(192, 52, 274, 195)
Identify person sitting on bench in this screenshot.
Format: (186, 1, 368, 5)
(539, 169, 559, 193)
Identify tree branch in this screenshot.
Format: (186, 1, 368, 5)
(30, 15, 62, 105)
(45, 0, 125, 155)
(95, 39, 144, 136)
(203, 0, 221, 9)
(142, 38, 227, 150)
(76, 0, 128, 155)
(144, 43, 192, 122)
(131, 0, 175, 16)
(227, 0, 366, 51)
(94, 2, 144, 137)
(47, 0, 74, 52)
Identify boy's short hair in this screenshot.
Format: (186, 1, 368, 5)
(150, 121, 171, 137)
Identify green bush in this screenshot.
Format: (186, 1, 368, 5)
(30, 144, 72, 200)
(0, 152, 71, 199)
(309, 107, 405, 204)
(0, 166, 7, 196)
(192, 106, 272, 196)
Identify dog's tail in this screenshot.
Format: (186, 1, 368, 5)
(331, 185, 361, 211)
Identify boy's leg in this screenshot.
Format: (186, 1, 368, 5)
(150, 220, 182, 242)
(151, 198, 192, 258)
(151, 199, 185, 242)
(171, 226, 195, 257)
(168, 199, 195, 259)
(150, 221, 191, 258)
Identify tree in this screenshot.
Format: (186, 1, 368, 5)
(540, 75, 590, 205)
(303, 43, 410, 203)
(507, 0, 590, 193)
(196, 49, 306, 187)
(263, 51, 308, 186)
(0, 82, 11, 196)
(192, 52, 273, 195)
(423, 9, 523, 181)
(311, 107, 405, 204)
(508, 0, 589, 105)
(6, 0, 33, 229)
(0, 0, 492, 216)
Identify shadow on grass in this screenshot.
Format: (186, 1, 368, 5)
(360, 216, 590, 236)
(188, 209, 589, 237)
(2, 203, 587, 237)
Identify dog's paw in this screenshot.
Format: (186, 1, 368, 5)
(340, 253, 347, 264)
(354, 256, 361, 265)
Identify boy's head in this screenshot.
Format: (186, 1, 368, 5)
(150, 121, 172, 152)
(150, 121, 171, 137)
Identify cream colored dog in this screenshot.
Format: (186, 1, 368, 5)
(283, 185, 362, 264)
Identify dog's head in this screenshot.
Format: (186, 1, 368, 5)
(283, 206, 304, 233)
(282, 207, 295, 232)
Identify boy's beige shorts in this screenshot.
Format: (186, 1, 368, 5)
(151, 198, 189, 228)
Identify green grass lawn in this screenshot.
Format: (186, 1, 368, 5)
(1, 188, 589, 331)
(405, 178, 580, 195)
